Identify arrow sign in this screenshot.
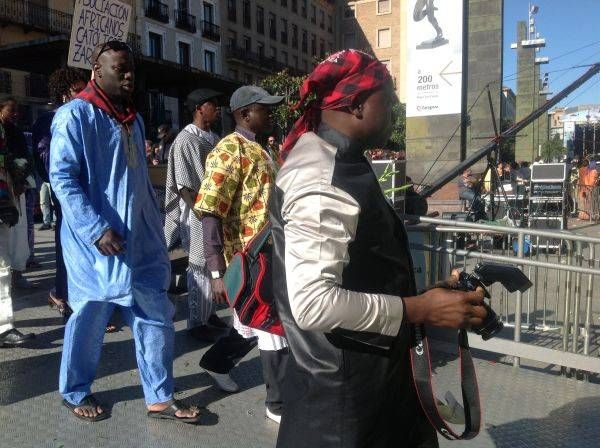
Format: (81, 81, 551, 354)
(439, 60, 462, 86)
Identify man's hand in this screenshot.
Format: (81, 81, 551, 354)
(210, 278, 228, 304)
(404, 287, 487, 329)
(95, 229, 125, 256)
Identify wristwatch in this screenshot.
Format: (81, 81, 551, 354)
(211, 270, 226, 279)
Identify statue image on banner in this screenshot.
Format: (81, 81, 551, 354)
(413, 0, 449, 49)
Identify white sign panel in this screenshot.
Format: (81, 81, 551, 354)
(406, 0, 464, 117)
(68, 0, 132, 70)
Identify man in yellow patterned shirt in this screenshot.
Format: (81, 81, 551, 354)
(194, 86, 288, 424)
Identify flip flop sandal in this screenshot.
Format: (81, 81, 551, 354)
(147, 400, 202, 424)
(63, 395, 109, 422)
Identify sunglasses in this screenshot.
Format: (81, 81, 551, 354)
(95, 40, 132, 63)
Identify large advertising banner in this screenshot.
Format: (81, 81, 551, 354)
(67, 0, 132, 70)
(406, 0, 464, 117)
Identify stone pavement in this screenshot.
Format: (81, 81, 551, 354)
(1, 230, 600, 447)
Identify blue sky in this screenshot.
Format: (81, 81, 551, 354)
(503, 0, 600, 108)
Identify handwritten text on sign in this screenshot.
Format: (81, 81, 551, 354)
(67, 0, 132, 70)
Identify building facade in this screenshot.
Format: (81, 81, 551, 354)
(501, 87, 516, 123)
(220, 0, 337, 83)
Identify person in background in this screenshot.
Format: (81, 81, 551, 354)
(145, 139, 158, 166)
(519, 161, 531, 181)
(50, 41, 200, 423)
(194, 86, 289, 424)
(156, 124, 175, 164)
(270, 49, 486, 448)
(164, 88, 228, 341)
(266, 135, 279, 161)
(0, 97, 34, 289)
(0, 120, 36, 347)
(32, 67, 87, 322)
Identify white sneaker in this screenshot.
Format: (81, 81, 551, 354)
(204, 369, 240, 393)
(265, 407, 281, 424)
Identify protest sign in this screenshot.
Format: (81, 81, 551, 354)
(67, 0, 132, 70)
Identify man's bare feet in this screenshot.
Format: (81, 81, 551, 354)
(63, 395, 108, 422)
(148, 400, 201, 419)
(74, 404, 104, 419)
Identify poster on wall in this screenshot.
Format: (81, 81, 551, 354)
(67, 0, 132, 70)
(406, 0, 464, 117)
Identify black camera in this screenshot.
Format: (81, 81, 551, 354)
(454, 262, 532, 340)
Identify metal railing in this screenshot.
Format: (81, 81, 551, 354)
(406, 215, 600, 379)
(145, 0, 169, 23)
(0, 0, 71, 34)
(201, 21, 220, 42)
(175, 9, 196, 33)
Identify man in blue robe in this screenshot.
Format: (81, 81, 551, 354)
(50, 41, 200, 423)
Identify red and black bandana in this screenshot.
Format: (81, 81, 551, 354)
(281, 49, 392, 159)
(76, 80, 137, 125)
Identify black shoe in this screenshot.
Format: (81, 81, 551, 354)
(188, 325, 225, 342)
(39, 223, 52, 231)
(207, 314, 229, 329)
(0, 329, 35, 347)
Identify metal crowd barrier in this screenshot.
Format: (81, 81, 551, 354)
(406, 215, 600, 379)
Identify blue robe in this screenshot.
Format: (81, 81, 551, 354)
(49, 99, 170, 306)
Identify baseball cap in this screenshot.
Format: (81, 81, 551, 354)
(229, 86, 284, 112)
(186, 88, 222, 114)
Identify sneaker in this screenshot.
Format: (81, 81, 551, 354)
(204, 369, 240, 393)
(0, 328, 35, 347)
(207, 314, 229, 329)
(14, 277, 35, 289)
(188, 325, 225, 342)
(38, 223, 52, 231)
(265, 407, 281, 424)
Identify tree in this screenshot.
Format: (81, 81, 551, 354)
(541, 134, 566, 162)
(259, 70, 306, 138)
(389, 102, 406, 151)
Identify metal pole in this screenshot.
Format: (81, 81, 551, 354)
(514, 232, 524, 367)
(572, 241, 583, 354)
(583, 245, 594, 359)
(460, 0, 469, 162)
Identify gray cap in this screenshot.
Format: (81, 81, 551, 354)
(229, 86, 284, 111)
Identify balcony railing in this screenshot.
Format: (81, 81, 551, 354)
(175, 9, 196, 33)
(25, 73, 49, 99)
(226, 46, 296, 74)
(145, 0, 169, 23)
(0, 0, 71, 34)
(202, 21, 221, 42)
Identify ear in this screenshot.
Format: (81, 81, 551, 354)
(93, 63, 101, 79)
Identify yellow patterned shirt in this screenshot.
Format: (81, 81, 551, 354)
(194, 132, 274, 263)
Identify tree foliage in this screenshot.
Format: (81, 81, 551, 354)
(541, 134, 566, 162)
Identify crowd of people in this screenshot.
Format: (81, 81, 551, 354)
(1, 44, 490, 446)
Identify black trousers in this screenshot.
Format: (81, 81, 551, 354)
(199, 328, 289, 411)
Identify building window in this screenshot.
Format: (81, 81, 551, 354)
(292, 55, 298, 68)
(291, 24, 298, 49)
(377, 0, 391, 14)
(319, 39, 325, 58)
(244, 73, 253, 84)
(257, 6, 265, 34)
(257, 41, 265, 58)
(271, 46, 277, 59)
(149, 32, 163, 59)
(229, 68, 239, 80)
(301, 0, 307, 18)
(291, 0, 297, 13)
(301, 29, 308, 53)
(228, 0, 236, 22)
(243, 35, 252, 52)
(281, 0, 287, 7)
(203, 2, 215, 22)
(327, 14, 333, 33)
(178, 41, 191, 67)
(269, 13, 277, 39)
(227, 30, 237, 49)
(0, 71, 12, 94)
(303, 59, 308, 71)
(281, 18, 288, 44)
(282, 50, 288, 65)
(311, 33, 316, 56)
(344, 5, 355, 18)
(319, 10, 324, 29)
(343, 32, 356, 48)
(310, 5, 316, 24)
(243, 0, 251, 28)
(204, 50, 216, 72)
(377, 28, 391, 48)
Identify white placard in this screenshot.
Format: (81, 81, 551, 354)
(67, 0, 132, 70)
(406, 0, 464, 117)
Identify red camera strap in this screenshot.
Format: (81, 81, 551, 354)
(409, 324, 482, 440)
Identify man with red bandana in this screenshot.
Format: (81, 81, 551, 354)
(269, 49, 487, 447)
